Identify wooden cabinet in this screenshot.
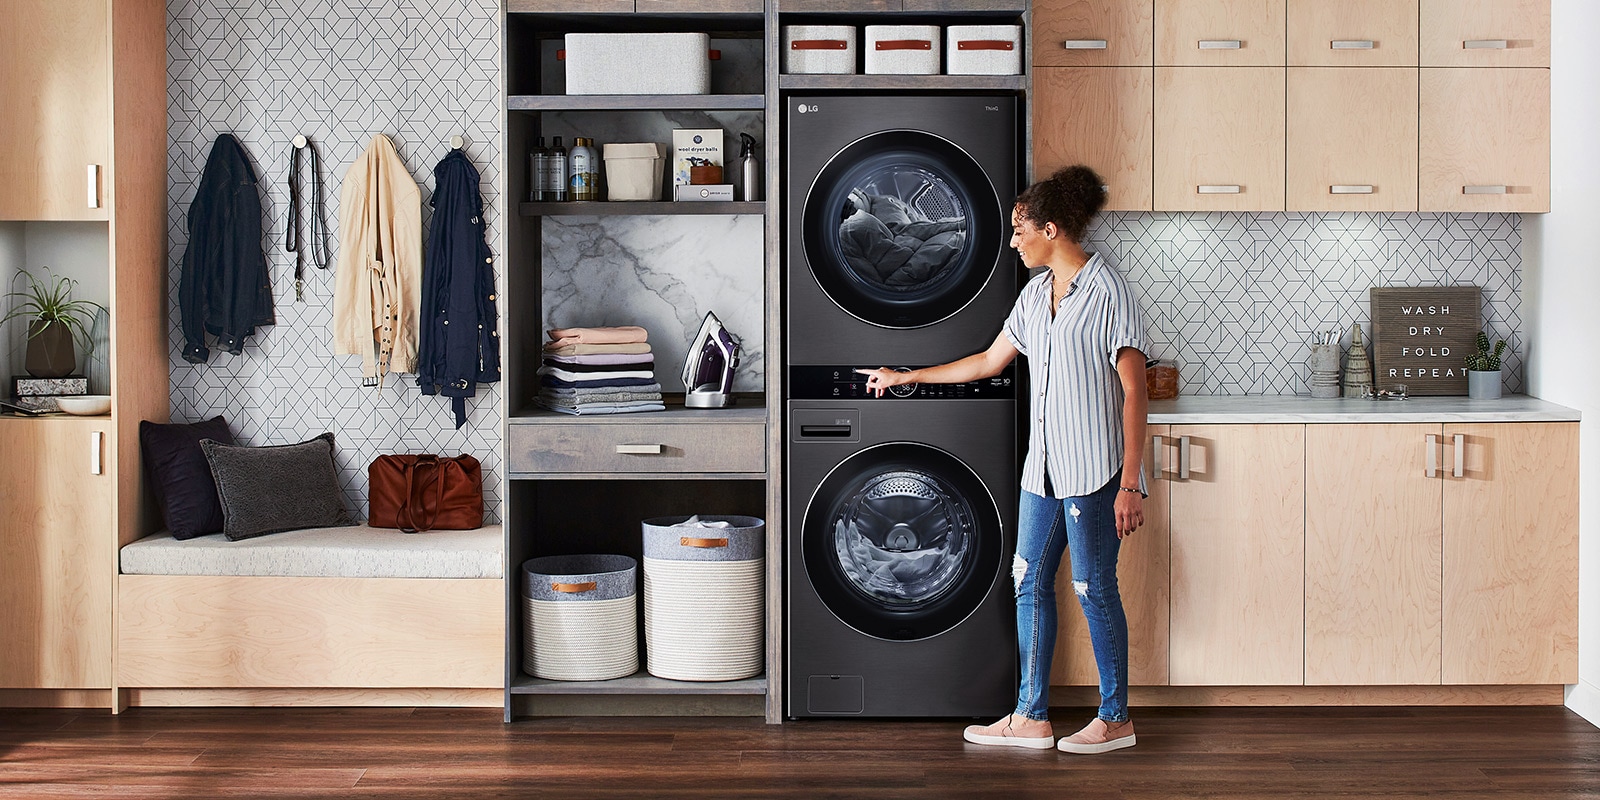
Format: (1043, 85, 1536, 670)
(1420, 0, 1549, 67)
(1305, 425, 1441, 685)
(1168, 424, 1304, 686)
(0, 418, 115, 689)
(1287, 0, 1418, 67)
(1052, 425, 1170, 687)
(1442, 423, 1578, 685)
(0, 0, 110, 221)
(1033, 68, 1154, 210)
(1155, 67, 1285, 211)
(1419, 67, 1550, 213)
(1287, 67, 1418, 212)
(1032, 0, 1153, 67)
(1156, 0, 1286, 66)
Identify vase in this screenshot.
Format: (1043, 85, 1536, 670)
(24, 320, 76, 378)
(1468, 369, 1502, 400)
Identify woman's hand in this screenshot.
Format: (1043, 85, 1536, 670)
(855, 368, 915, 398)
(1114, 490, 1144, 539)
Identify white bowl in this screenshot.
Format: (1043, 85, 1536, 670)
(55, 395, 111, 416)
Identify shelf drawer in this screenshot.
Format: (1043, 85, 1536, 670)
(509, 422, 765, 475)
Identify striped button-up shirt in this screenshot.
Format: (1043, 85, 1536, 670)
(1002, 253, 1149, 499)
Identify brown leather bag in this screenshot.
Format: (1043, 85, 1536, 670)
(368, 454, 483, 532)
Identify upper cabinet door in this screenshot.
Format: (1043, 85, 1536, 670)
(1288, 67, 1418, 212)
(1034, 68, 1155, 211)
(1419, 67, 1550, 213)
(1033, 0, 1154, 67)
(1420, 0, 1550, 67)
(1155, 67, 1286, 211)
(0, 0, 110, 221)
(1287, 0, 1418, 67)
(1156, 0, 1286, 66)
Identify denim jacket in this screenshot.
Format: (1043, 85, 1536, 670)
(417, 149, 501, 428)
(179, 134, 274, 363)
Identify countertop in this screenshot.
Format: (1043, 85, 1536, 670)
(1147, 395, 1581, 424)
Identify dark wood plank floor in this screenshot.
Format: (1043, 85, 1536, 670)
(1, 706, 1597, 798)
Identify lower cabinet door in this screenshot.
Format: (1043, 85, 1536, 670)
(1442, 422, 1578, 684)
(1305, 424, 1442, 685)
(1051, 425, 1171, 687)
(1169, 424, 1304, 685)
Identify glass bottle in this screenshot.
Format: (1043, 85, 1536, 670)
(547, 136, 568, 202)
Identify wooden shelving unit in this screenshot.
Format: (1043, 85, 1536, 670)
(518, 201, 764, 216)
(508, 94, 765, 111)
(778, 74, 1026, 91)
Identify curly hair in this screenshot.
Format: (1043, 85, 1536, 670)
(1014, 165, 1107, 243)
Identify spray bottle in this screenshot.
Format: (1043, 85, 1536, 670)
(739, 133, 761, 202)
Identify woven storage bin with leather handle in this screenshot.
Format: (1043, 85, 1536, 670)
(641, 515, 764, 682)
(522, 554, 638, 681)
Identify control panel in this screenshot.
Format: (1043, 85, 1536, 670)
(789, 365, 1016, 401)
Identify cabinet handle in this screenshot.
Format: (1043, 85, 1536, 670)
(87, 165, 101, 209)
(91, 430, 104, 475)
(1062, 39, 1109, 50)
(1177, 435, 1192, 481)
(1151, 434, 1165, 480)
(1464, 185, 1508, 195)
(1198, 185, 1241, 194)
(615, 443, 664, 455)
(1463, 39, 1510, 49)
(1198, 39, 1243, 50)
(1425, 433, 1437, 478)
(1330, 185, 1375, 194)
(1331, 40, 1376, 50)
(1452, 433, 1466, 479)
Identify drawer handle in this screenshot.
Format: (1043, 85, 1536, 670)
(1453, 433, 1466, 479)
(616, 443, 664, 455)
(875, 39, 932, 51)
(801, 424, 852, 438)
(1331, 40, 1376, 50)
(1198, 39, 1243, 50)
(1464, 39, 1510, 50)
(1425, 433, 1438, 478)
(1178, 435, 1192, 481)
(681, 537, 729, 549)
(1331, 185, 1375, 194)
(958, 40, 1015, 51)
(1464, 185, 1508, 195)
(792, 39, 848, 51)
(88, 165, 101, 209)
(1151, 434, 1166, 480)
(1198, 184, 1241, 194)
(91, 430, 104, 475)
(1062, 39, 1109, 50)
(551, 581, 597, 594)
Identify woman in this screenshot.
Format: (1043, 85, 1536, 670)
(857, 165, 1149, 755)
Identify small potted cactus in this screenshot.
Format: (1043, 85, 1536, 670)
(1464, 331, 1507, 400)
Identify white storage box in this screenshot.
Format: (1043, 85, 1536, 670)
(784, 25, 857, 74)
(946, 25, 1023, 75)
(865, 25, 940, 75)
(603, 143, 664, 201)
(563, 33, 710, 95)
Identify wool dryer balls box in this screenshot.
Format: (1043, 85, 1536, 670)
(562, 33, 711, 95)
(945, 25, 1023, 75)
(864, 25, 941, 75)
(784, 25, 857, 74)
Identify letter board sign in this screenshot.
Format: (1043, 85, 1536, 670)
(1369, 286, 1481, 396)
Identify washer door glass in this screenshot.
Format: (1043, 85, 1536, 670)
(802, 130, 1003, 329)
(803, 442, 1003, 641)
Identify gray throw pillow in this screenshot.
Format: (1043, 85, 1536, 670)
(200, 433, 353, 541)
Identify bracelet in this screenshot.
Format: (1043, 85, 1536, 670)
(1118, 486, 1141, 494)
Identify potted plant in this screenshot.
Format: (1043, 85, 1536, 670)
(1465, 331, 1507, 400)
(1, 268, 104, 379)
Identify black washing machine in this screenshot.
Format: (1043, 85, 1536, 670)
(786, 366, 1017, 718)
(786, 94, 1020, 367)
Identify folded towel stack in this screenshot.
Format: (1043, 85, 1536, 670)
(536, 326, 665, 415)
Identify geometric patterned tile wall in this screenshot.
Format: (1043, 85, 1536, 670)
(1085, 211, 1524, 395)
(166, 0, 504, 522)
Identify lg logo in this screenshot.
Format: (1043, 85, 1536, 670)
(986, 105, 1000, 112)
(797, 103, 819, 113)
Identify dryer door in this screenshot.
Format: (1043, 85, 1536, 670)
(802, 442, 1004, 641)
(802, 130, 1004, 329)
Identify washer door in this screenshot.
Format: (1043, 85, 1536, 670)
(803, 442, 1004, 641)
(802, 130, 1003, 329)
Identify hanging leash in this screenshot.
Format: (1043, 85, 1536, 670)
(286, 134, 331, 302)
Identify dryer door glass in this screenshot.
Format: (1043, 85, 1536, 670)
(802, 130, 1003, 329)
(803, 442, 1003, 641)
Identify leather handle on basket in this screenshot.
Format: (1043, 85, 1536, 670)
(681, 537, 729, 548)
(958, 40, 1015, 51)
(792, 39, 848, 50)
(876, 39, 932, 51)
(551, 581, 598, 593)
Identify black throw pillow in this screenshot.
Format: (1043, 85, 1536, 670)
(139, 416, 235, 540)
(200, 432, 353, 541)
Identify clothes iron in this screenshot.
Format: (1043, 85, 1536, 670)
(683, 311, 740, 408)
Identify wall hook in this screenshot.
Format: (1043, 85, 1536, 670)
(450, 135, 466, 149)
(292, 134, 308, 149)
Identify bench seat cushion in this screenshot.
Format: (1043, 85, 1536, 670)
(120, 524, 503, 579)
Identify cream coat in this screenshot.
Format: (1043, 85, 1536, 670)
(333, 134, 421, 383)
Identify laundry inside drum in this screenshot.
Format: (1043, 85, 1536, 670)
(832, 468, 976, 608)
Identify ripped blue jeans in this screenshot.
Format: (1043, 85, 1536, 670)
(1012, 474, 1128, 723)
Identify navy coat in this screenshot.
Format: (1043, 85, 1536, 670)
(417, 149, 501, 428)
(179, 134, 274, 363)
